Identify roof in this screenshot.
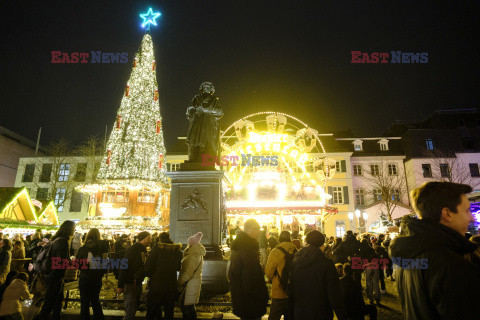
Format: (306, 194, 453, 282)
(0, 187, 24, 211)
(335, 138, 405, 157)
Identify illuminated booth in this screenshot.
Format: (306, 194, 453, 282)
(221, 112, 338, 235)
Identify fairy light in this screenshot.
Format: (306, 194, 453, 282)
(95, 34, 169, 191)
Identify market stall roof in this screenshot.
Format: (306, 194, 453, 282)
(227, 200, 325, 210)
(0, 187, 59, 226)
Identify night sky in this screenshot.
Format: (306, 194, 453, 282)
(1, 1, 479, 150)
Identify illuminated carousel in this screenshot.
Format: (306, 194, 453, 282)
(221, 112, 338, 235)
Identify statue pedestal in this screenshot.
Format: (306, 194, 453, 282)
(167, 170, 229, 293)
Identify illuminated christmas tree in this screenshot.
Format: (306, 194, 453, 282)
(96, 33, 168, 190)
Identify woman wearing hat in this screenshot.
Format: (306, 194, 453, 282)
(178, 232, 206, 320)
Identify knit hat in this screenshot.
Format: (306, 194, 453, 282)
(188, 232, 203, 246)
(305, 230, 325, 247)
(137, 231, 151, 242)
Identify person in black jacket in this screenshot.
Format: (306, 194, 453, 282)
(359, 239, 381, 305)
(390, 182, 480, 320)
(116, 231, 151, 320)
(144, 232, 182, 320)
(229, 219, 268, 320)
(333, 231, 361, 264)
(290, 230, 348, 320)
(339, 263, 377, 320)
(76, 228, 109, 320)
(35, 220, 75, 320)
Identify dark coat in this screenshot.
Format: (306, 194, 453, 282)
(333, 234, 361, 263)
(228, 231, 268, 319)
(47, 237, 70, 281)
(339, 273, 365, 318)
(118, 242, 148, 288)
(76, 239, 110, 280)
(290, 245, 348, 320)
(389, 217, 480, 320)
(144, 242, 182, 294)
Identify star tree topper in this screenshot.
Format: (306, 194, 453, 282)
(140, 8, 161, 31)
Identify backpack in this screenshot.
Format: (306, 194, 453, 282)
(33, 241, 55, 274)
(274, 246, 297, 295)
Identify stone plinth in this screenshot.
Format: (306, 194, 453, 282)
(167, 170, 229, 293)
(167, 170, 226, 251)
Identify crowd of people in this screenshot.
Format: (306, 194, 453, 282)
(0, 181, 479, 320)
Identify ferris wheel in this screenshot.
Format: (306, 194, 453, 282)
(220, 112, 337, 207)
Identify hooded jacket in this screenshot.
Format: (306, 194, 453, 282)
(228, 231, 268, 319)
(178, 243, 206, 305)
(144, 242, 182, 294)
(290, 245, 348, 320)
(265, 241, 297, 299)
(333, 234, 361, 264)
(0, 279, 33, 316)
(389, 217, 480, 320)
(118, 242, 148, 288)
(0, 247, 12, 285)
(76, 239, 110, 280)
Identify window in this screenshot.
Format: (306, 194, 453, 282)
(388, 164, 398, 176)
(102, 188, 129, 203)
(171, 163, 180, 171)
(36, 188, 49, 200)
(335, 221, 346, 238)
(391, 189, 400, 201)
(26, 188, 32, 196)
(355, 189, 365, 206)
(69, 191, 83, 212)
(379, 140, 389, 151)
(39, 164, 52, 182)
(54, 188, 66, 212)
(74, 163, 87, 182)
(440, 164, 450, 178)
(425, 138, 434, 150)
(58, 164, 70, 182)
(22, 164, 35, 182)
(335, 161, 341, 173)
(462, 137, 476, 151)
(370, 164, 379, 176)
(138, 191, 155, 203)
(353, 139, 363, 151)
(373, 189, 382, 201)
(333, 187, 343, 204)
(353, 165, 362, 176)
(422, 164, 432, 178)
(469, 163, 480, 177)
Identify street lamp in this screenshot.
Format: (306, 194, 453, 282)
(363, 212, 368, 220)
(348, 212, 354, 221)
(355, 209, 361, 218)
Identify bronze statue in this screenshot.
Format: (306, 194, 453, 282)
(186, 82, 223, 164)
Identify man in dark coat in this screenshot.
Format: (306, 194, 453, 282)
(333, 231, 361, 264)
(339, 263, 377, 320)
(290, 230, 348, 320)
(390, 182, 480, 320)
(117, 232, 151, 320)
(229, 219, 268, 320)
(144, 232, 182, 320)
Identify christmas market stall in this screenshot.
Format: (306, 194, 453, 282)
(0, 187, 59, 236)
